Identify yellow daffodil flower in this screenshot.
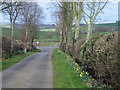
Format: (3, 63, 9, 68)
(79, 74, 82, 77)
(76, 68, 78, 71)
(75, 63, 78, 66)
(86, 72, 88, 75)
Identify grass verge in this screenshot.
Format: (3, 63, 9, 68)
(2, 50, 41, 71)
(52, 49, 89, 88)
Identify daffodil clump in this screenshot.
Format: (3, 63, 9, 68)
(58, 49, 107, 88)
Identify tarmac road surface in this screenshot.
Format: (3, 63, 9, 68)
(2, 47, 58, 88)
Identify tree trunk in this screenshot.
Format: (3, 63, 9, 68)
(10, 23, 14, 57)
(31, 33, 34, 51)
(75, 19, 80, 40)
(86, 24, 92, 42)
(24, 27, 28, 53)
(60, 23, 65, 50)
(30, 38, 34, 51)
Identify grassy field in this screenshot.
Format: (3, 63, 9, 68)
(1, 23, 118, 46)
(1, 27, 60, 47)
(1, 27, 21, 39)
(35, 39, 59, 42)
(76, 22, 118, 35)
(2, 50, 41, 71)
(38, 42, 60, 47)
(1, 27, 60, 42)
(36, 31, 59, 41)
(52, 49, 89, 88)
(40, 29, 56, 32)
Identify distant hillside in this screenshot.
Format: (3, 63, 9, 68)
(80, 22, 118, 34)
(92, 23, 118, 33)
(1, 22, 118, 39)
(39, 24, 55, 29)
(2, 24, 56, 30)
(3, 23, 118, 31)
(93, 23, 118, 29)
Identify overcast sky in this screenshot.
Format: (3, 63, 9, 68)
(39, 1, 118, 24)
(1, 1, 119, 24)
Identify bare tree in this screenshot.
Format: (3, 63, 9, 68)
(56, 0, 108, 52)
(2, 2, 22, 56)
(56, 1, 84, 51)
(19, 2, 43, 52)
(1, 2, 15, 11)
(72, 1, 84, 40)
(83, 0, 108, 42)
(57, 2, 72, 50)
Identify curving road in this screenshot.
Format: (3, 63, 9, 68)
(2, 47, 58, 88)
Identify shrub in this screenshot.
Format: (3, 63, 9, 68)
(80, 32, 119, 87)
(2, 37, 11, 55)
(2, 37, 25, 57)
(16, 50, 25, 55)
(61, 32, 120, 87)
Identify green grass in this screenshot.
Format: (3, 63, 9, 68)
(2, 50, 41, 71)
(34, 38, 59, 42)
(1, 27, 60, 42)
(52, 49, 89, 88)
(40, 29, 56, 32)
(36, 31, 59, 41)
(2, 25, 11, 28)
(2, 22, 117, 42)
(1, 27, 21, 39)
(35, 31, 60, 42)
(38, 42, 59, 47)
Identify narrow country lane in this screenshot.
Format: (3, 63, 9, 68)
(2, 47, 58, 88)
